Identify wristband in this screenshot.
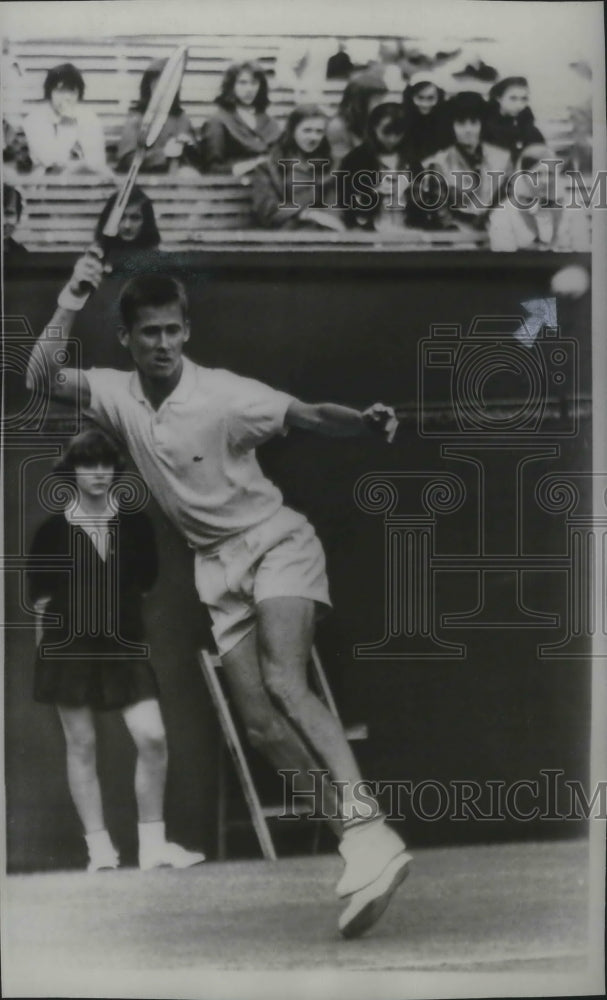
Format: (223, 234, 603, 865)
(57, 284, 90, 312)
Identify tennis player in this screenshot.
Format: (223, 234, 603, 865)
(27, 249, 412, 938)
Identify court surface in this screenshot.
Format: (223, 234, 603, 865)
(2, 838, 599, 999)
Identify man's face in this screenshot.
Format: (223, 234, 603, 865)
(119, 302, 190, 381)
(453, 117, 482, 149)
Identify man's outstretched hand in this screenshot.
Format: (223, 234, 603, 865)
(362, 403, 399, 443)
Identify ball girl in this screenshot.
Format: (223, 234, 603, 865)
(28, 429, 205, 872)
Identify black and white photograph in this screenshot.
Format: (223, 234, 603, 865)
(1, 1, 606, 998)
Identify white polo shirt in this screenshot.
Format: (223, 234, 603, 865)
(85, 357, 295, 552)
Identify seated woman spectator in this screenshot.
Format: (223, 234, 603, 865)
(95, 186, 161, 261)
(326, 70, 388, 164)
(3, 183, 28, 257)
(488, 144, 590, 251)
(23, 63, 108, 175)
(251, 104, 344, 232)
(116, 58, 198, 174)
(199, 61, 282, 176)
(340, 102, 424, 232)
(402, 71, 449, 162)
(424, 91, 512, 231)
(483, 77, 544, 157)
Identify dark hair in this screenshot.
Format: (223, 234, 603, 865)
(54, 429, 126, 481)
(366, 101, 407, 143)
(3, 183, 23, 217)
(43, 63, 85, 101)
(134, 58, 182, 116)
(119, 273, 189, 330)
(216, 61, 270, 113)
(337, 71, 388, 137)
(489, 76, 529, 103)
(272, 103, 331, 161)
(402, 78, 445, 117)
(95, 186, 160, 250)
(445, 91, 488, 124)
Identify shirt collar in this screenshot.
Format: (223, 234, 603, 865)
(129, 354, 197, 406)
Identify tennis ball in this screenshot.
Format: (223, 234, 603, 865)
(550, 265, 590, 298)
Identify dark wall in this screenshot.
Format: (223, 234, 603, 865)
(4, 251, 592, 869)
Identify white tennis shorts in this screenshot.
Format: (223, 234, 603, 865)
(194, 506, 332, 655)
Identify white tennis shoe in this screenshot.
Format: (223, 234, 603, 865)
(336, 818, 407, 897)
(338, 849, 412, 939)
(139, 841, 206, 871)
(87, 847, 120, 873)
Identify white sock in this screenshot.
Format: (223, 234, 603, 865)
(85, 829, 115, 859)
(138, 820, 166, 850)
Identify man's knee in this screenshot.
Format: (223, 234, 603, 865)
(245, 713, 287, 753)
(261, 659, 304, 715)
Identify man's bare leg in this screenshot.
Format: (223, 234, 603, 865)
(255, 596, 371, 824)
(221, 625, 343, 834)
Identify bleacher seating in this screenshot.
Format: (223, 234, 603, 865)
(6, 36, 348, 158)
(7, 35, 576, 159)
(13, 174, 493, 252)
(3, 35, 588, 253)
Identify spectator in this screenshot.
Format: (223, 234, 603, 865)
(371, 38, 406, 90)
(251, 103, 344, 232)
(402, 71, 449, 162)
(95, 186, 161, 259)
(424, 91, 512, 231)
(562, 102, 592, 175)
(3, 183, 28, 257)
(326, 39, 354, 81)
(3, 117, 31, 174)
(23, 63, 108, 175)
(116, 58, 198, 174)
(199, 61, 282, 176)
(340, 102, 423, 232)
(488, 144, 590, 251)
(327, 71, 388, 164)
(483, 77, 544, 157)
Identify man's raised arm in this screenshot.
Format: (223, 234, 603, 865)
(25, 248, 106, 407)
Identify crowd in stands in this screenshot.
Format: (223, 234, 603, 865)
(2, 40, 594, 253)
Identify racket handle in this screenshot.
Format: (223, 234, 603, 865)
(58, 243, 106, 309)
